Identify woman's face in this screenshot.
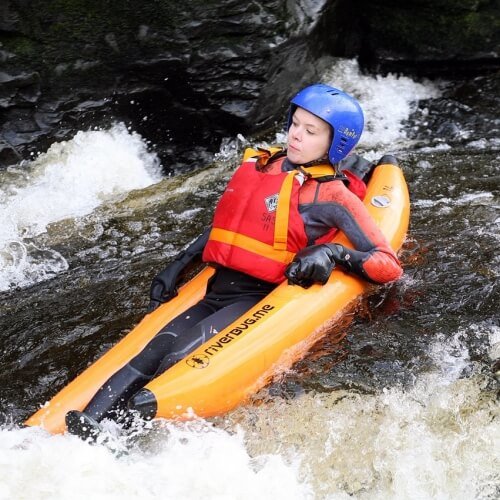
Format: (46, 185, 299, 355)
(287, 107, 332, 165)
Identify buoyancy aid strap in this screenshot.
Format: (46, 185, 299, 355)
(273, 164, 335, 251)
(299, 164, 336, 178)
(274, 171, 298, 250)
(242, 146, 285, 163)
(209, 227, 296, 264)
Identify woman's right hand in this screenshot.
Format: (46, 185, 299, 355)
(147, 261, 186, 312)
(285, 244, 337, 288)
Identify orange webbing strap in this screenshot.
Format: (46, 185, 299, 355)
(274, 171, 298, 250)
(273, 164, 335, 250)
(242, 148, 261, 162)
(238, 153, 336, 251)
(242, 146, 285, 163)
(209, 228, 296, 263)
(300, 164, 336, 178)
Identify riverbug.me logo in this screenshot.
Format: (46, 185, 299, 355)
(185, 304, 275, 369)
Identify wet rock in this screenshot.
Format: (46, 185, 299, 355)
(0, 1, 20, 33)
(0, 138, 21, 167)
(354, 0, 500, 75)
(0, 0, 498, 170)
(0, 71, 41, 108)
(0, 0, 333, 170)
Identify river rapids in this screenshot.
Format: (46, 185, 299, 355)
(0, 59, 498, 499)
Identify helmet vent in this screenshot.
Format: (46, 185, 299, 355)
(337, 136, 349, 154)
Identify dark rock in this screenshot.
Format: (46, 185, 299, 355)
(0, 0, 334, 171)
(0, 138, 22, 167)
(354, 0, 500, 75)
(0, 71, 41, 108)
(0, 0, 498, 171)
(0, 1, 21, 32)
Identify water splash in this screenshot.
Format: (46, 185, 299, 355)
(261, 58, 442, 162)
(225, 324, 500, 499)
(0, 421, 310, 500)
(0, 123, 162, 291)
(322, 58, 442, 154)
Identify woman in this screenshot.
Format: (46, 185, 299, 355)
(66, 84, 402, 439)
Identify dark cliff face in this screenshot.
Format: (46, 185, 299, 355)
(352, 0, 500, 75)
(0, 0, 322, 169)
(0, 0, 498, 170)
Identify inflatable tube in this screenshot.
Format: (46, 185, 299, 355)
(25, 161, 410, 434)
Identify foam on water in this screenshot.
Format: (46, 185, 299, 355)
(1, 58, 495, 498)
(413, 191, 495, 209)
(264, 59, 442, 161)
(1, 325, 497, 499)
(322, 58, 441, 154)
(229, 323, 500, 499)
(0, 58, 442, 293)
(0, 123, 162, 291)
(0, 421, 309, 500)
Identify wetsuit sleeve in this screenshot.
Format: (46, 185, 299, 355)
(308, 182, 402, 284)
(182, 226, 211, 257)
(148, 227, 212, 311)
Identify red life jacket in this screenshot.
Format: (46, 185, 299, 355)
(202, 148, 367, 283)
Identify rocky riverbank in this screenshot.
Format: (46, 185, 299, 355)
(1, 0, 498, 170)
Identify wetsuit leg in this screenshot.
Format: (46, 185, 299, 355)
(127, 270, 276, 420)
(67, 269, 273, 433)
(154, 298, 261, 375)
(82, 298, 259, 422)
(79, 301, 217, 422)
(127, 302, 218, 376)
(82, 364, 152, 421)
(129, 267, 274, 376)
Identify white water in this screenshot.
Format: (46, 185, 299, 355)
(267, 58, 441, 165)
(323, 58, 441, 154)
(234, 333, 499, 500)
(1, 324, 498, 499)
(0, 123, 162, 292)
(0, 423, 309, 500)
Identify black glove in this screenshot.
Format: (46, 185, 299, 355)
(339, 154, 374, 182)
(285, 243, 347, 288)
(147, 227, 211, 312)
(148, 257, 189, 312)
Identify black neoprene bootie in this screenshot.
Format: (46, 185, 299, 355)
(65, 410, 102, 442)
(78, 364, 151, 422)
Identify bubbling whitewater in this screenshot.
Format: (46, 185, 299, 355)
(227, 325, 500, 499)
(0, 423, 310, 500)
(0, 123, 162, 292)
(323, 59, 441, 151)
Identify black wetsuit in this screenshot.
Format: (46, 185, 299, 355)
(129, 268, 275, 377)
(129, 155, 400, 381)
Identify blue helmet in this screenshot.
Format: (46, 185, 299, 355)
(288, 84, 364, 164)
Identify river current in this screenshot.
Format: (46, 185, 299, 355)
(0, 59, 498, 499)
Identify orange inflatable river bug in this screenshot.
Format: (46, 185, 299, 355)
(26, 159, 410, 434)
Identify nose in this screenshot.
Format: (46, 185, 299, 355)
(290, 125, 302, 142)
